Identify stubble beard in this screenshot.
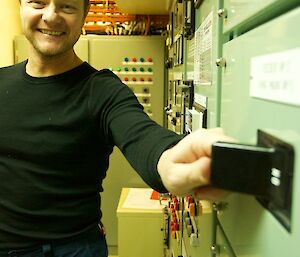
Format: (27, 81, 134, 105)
(26, 31, 81, 58)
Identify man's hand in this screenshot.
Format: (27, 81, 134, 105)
(157, 128, 234, 199)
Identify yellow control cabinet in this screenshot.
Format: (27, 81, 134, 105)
(117, 188, 165, 257)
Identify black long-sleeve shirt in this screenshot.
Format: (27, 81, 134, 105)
(0, 61, 182, 249)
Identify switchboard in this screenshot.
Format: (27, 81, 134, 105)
(163, 0, 300, 257)
(88, 35, 165, 125)
(13, 1, 300, 255)
(163, 1, 218, 257)
(217, 6, 300, 257)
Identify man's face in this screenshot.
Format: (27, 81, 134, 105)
(20, 0, 86, 57)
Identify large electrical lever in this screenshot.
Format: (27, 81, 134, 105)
(211, 130, 294, 231)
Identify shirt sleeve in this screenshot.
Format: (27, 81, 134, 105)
(88, 70, 184, 192)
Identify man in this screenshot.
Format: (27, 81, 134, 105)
(0, 0, 232, 256)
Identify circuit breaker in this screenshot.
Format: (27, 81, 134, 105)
(163, 194, 212, 257)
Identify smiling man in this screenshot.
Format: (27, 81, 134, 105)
(19, 0, 89, 76)
(0, 1, 232, 256)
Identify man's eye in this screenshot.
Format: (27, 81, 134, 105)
(28, 1, 46, 8)
(61, 5, 76, 13)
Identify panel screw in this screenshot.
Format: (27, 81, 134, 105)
(216, 57, 226, 67)
(211, 244, 220, 254)
(217, 8, 227, 18)
(212, 201, 228, 211)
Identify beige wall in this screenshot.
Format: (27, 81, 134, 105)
(0, 0, 22, 67)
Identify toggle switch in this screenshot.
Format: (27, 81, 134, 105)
(211, 130, 294, 231)
(187, 224, 193, 237)
(190, 233, 200, 247)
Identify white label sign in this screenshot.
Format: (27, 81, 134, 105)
(250, 48, 300, 106)
(194, 93, 207, 108)
(194, 11, 213, 85)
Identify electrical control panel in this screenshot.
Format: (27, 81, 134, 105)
(88, 35, 165, 126)
(164, 1, 214, 254)
(87, 35, 166, 254)
(113, 56, 155, 118)
(164, 1, 299, 257)
(162, 194, 212, 257)
(13, 1, 300, 255)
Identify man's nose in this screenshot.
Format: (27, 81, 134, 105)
(42, 4, 61, 23)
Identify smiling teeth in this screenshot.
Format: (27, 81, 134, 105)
(41, 29, 63, 36)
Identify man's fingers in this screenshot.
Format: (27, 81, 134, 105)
(170, 128, 235, 163)
(193, 186, 230, 201)
(170, 156, 211, 193)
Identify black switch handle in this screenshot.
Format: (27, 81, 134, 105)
(210, 130, 294, 232)
(211, 141, 275, 198)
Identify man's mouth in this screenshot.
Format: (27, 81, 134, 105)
(39, 29, 64, 36)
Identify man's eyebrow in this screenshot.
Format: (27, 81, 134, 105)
(66, 0, 80, 5)
(57, 0, 78, 5)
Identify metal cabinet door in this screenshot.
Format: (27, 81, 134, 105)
(219, 7, 300, 257)
(223, 0, 299, 33)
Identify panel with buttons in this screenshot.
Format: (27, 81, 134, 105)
(89, 35, 165, 126)
(112, 56, 155, 117)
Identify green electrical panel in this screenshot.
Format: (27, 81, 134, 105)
(218, 6, 300, 257)
(164, 0, 300, 257)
